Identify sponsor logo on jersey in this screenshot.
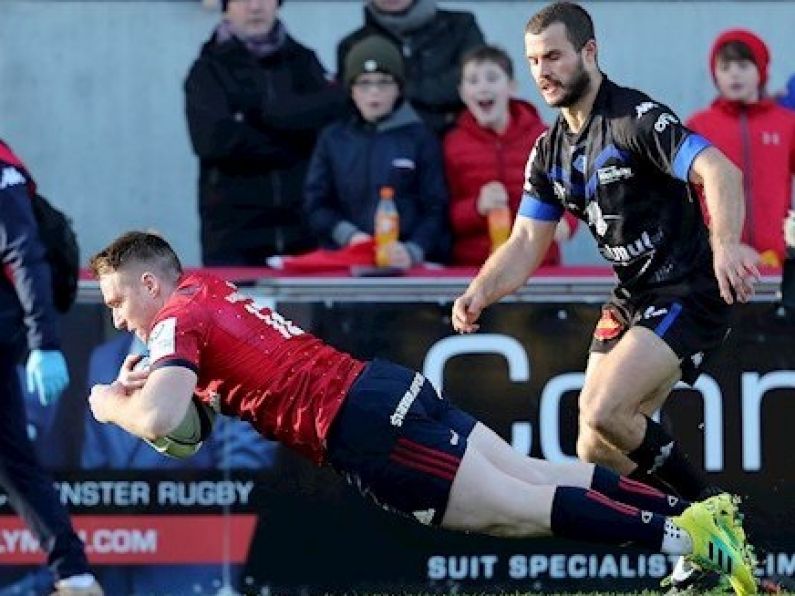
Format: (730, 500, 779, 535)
(635, 101, 658, 118)
(654, 112, 678, 133)
(597, 165, 634, 185)
(0, 166, 25, 189)
(599, 231, 656, 263)
(594, 308, 624, 341)
(148, 317, 177, 361)
(390, 372, 425, 427)
(643, 306, 669, 320)
(641, 511, 653, 524)
(585, 201, 619, 237)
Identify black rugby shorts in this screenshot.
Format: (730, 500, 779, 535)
(589, 274, 731, 384)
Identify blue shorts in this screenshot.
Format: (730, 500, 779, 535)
(326, 359, 477, 526)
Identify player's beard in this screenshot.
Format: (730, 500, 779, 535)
(548, 56, 591, 108)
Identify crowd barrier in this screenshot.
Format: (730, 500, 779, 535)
(1, 268, 792, 593)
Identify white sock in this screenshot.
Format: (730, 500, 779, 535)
(671, 556, 696, 580)
(55, 573, 96, 589)
(661, 519, 694, 555)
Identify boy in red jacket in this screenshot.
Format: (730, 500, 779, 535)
(687, 29, 795, 268)
(444, 45, 577, 266)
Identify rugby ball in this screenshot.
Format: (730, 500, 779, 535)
(144, 396, 217, 460)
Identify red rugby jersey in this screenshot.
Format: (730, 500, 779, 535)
(146, 273, 365, 464)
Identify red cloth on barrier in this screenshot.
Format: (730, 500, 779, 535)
(77, 265, 618, 281)
(278, 240, 376, 273)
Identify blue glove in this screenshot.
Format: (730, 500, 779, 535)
(25, 349, 70, 406)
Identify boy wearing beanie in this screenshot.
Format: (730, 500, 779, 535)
(304, 34, 450, 268)
(687, 29, 795, 269)
(337, 0, 484, 136)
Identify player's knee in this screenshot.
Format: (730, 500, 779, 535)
(580, 399, 622, 438)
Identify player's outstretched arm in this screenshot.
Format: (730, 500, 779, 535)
(690, 146, 760, 304)
(452, 216, 556, 333)
(89, 366, 197, 441)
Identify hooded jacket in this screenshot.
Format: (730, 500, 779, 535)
(304, 102, 450, 263)
(336, 1, 484, 136)
(687, 30, 795, 262)
(0, 140, 60, 355)
(444, 99, 577, 266)
(185, 29, 346, 265)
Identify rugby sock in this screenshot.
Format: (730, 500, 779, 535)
(626, 416, 707, 500)
(550, 486, 668, 551)
(590, 465, 689, 515)
(627, 465, 679, 495)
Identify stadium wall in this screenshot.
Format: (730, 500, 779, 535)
(1, 1, 793, 266)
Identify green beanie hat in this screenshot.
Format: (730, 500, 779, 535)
(344, 35, 405, 88)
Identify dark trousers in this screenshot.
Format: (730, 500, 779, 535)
(0, 349, 88, 580)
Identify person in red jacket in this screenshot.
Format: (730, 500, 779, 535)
(444, 45, 577, 266)
(687, 29, 795, 267)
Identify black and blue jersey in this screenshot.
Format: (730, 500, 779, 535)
(520, 77, 713, 294)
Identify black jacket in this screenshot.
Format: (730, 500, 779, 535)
(0, 140, 60, 356)
(185, 31, 346, 265)
(337, 8, 484, 136)
(304, 103, 450, 263)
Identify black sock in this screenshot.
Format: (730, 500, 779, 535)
(626, 416, 707, 501)
(550, 486, 666, 551)
(591, 465, 689, 515)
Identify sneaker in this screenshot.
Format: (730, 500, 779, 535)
(673, 499, 757, 595)
(661, 556, 728, 594)
(50, 574, 103, 596)
(703, 494, 747, 544)
(703, 494, 759, 579)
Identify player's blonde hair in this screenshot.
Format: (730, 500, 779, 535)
(90, 231, 182, 281)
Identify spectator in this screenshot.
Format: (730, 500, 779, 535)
(444, 45, 578, 266)
(304, 34, 450, 268)
(0, 139, 101, 595)
(185, 0, 346, 265)
(337, 0, 484, 136)
(687, 29, 795, 267)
